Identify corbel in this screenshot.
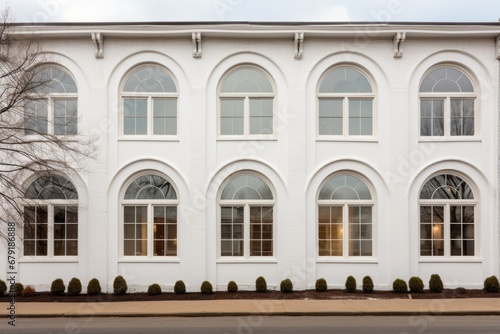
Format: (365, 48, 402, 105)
(294, 32, 304, 60)
(91, 32, 104, 58)
(496, 36, 500, 60)
(393, 31, 406, 58)
(192, 32, 201, 58)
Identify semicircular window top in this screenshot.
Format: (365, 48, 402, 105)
(318, 173, 373, 258)
(122, 173, 178, 258)
(23, 175, 79, 258)
(318, 67, 374, 137)
(419, 174, 476, 257)
(122, 65, 178, 137)
(419, 66, 476, 137)
(219, 66, 275, 137)
(25, 66, 78, 136)
(219, 173, 275, 258)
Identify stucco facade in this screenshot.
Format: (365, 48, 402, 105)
(1, 22, 500, 292)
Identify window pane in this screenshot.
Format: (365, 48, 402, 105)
(153, 98, 177, 135)
(54, 99, 78, 135)
(221, 99, 244, 135)
(320, 67, 372, 93)
(221, 67, 273, 93)
(451, 98, 474, 136)
(24, 100, 48, 135)
(220, 206, 244, 256)
(349, 99, 372, 136)
(319, 99, 343, 135)
(250, 206, 273, 256)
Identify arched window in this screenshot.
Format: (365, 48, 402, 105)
(419, 66, 476, 137)
(419, 174, 476, 257)
(122, 65, 178, 136)
(219, 66, 275, 137)
(318, 66, 374, 137)
(318, 173, 373, 257)
(219, 173, 274, 257)
(23, 175, 79, 257)
(25, 66, 78, 135)
(122, 174, 178, 257)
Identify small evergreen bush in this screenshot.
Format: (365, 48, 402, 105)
(280, 278, 293, 293)
(256, 276, 267, 292)
(484, 276, 500, 293)
(113, 275, 128, 295)
(227, 281, 238, 293)
(429, 274, 443, 293)
(345, 276, 357, 293)
(409, 276, 424, 293)
(87, 278, 101, 296)
(0, 279, 6, 296)
(21, 285, 36, 297)
(51, 279, 65, 296)
(315, 278, 327, 292)
(362, 276, 374, 293)
(174, 280, 186, 294)
(68, 277, 82, 296)
(147, 283, 162, 296)
(14, 283, 24, 296)
(393, 279, 408, 293)
(200, 281, 213, 294)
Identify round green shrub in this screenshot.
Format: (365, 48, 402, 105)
(345, 276, 357, 293)
(315, 278, 327, 292)
(227, 281, 238, 293)
(256, 276, 267, 293)
(280, 279, 293, 293)
(87, 278, 101, 296)
(113, 275, 128, 295)
(14, 283, 24, 296)
(484, 276, 500, 293)
(0, 279, 6, 296)
(409, 276, 424, 293)
(51, 279, 65, 296)
(200, 281, 213, 294)
(147, 283, 162, 296)
(68, 277, 82, 296)
(393, 279, 408, 293)
(174, 280, 186, 294)
(362, 276, 374, 293)
(21, 285, 36, 297)
(429, 274, 443, 293)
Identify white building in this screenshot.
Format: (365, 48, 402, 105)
(2, 22, 500, 292)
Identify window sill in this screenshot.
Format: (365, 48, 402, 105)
(118, 137, 180, 142)
(217, 258, 278, 264)
(418, 137, 482, 143)
(418, 257, 482, 263)
(118, 258, 180, 263)
(19, 258, 78, 264)
(217, 137, 277, 142)
(316, 137, 378, 143)
(316, 258, 378, 264)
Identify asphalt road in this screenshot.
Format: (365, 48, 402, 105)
(2, 316, 500, 334)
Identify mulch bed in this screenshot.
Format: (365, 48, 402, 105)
(1, 288, 499, 303)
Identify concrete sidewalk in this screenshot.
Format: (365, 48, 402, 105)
(4, 298, 500, 317)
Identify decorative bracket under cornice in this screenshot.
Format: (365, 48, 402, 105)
(393, 31, 406, 58)
(496, 36, 500, 60)
(91, 32, 103, 58)
(294, 32, 304, 60)
(192, 32, 202, 58)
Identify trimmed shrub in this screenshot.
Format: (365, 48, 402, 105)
(393, 279, 408, 293)
(280, 279, 293, 293)
(484, 276, 500, 293)
(200, 281, 213, 294)
(113, 275, 128, 295)
(147, 283, 162, 296)
(0, 279, 6, 296)
(315, 278, 327, 292)
(362, 276, 374, 293)
(256, 276, 267, 293)
(68, 277, 82, 296)
(429, 274, 443, 293)
(227, 281, 238, 293)
(409, 276, 424, 293)
(345, 276, 356, 293)
(174, 280, 186, 294)
(14, 283, 24, 296)
(51, 279, 65, 296)
(87, 278, 101, 296)
(21, 285, 36, 297)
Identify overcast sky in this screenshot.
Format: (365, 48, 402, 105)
(3, 0, 500, 23)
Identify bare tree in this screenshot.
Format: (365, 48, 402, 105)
(0, 7, 96, 242)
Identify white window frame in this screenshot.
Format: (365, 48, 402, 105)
(217, 65, 276, 140)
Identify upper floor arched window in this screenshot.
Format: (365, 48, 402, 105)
(219, 66, 275, 137)
(25, 66, 78, 135)
(419, 66, 476, 137)
(318, 66, 374, 137)
(122, 65, 178, 137)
